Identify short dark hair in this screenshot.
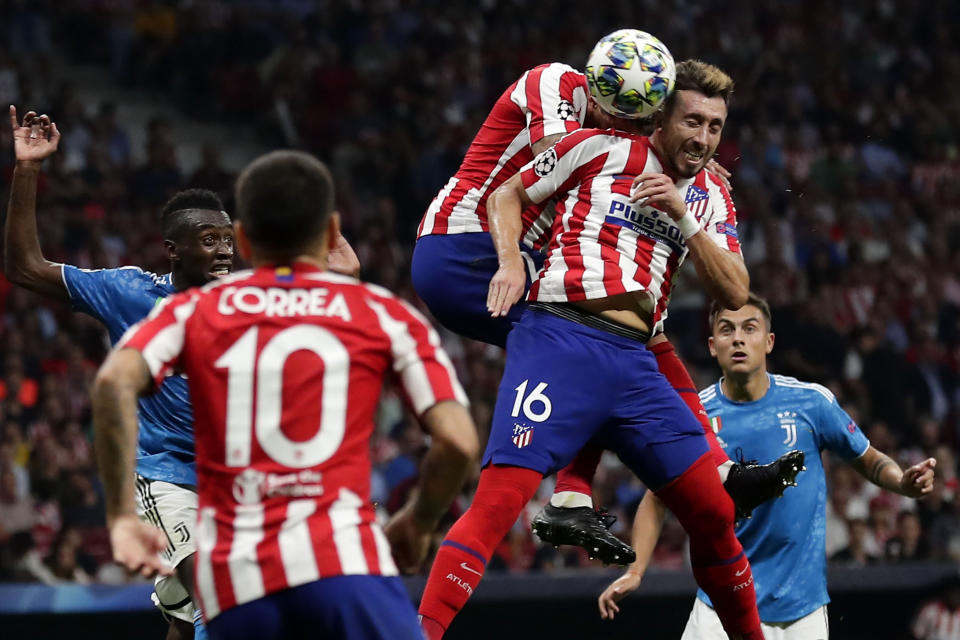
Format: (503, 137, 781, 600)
(709, 292, 772, 331)
(665, 59, 735, 112)
(161, 189, 225, 240)
(234, 150, 334, 258)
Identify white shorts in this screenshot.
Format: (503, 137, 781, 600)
(681, 597, 829, 640)
(134, 475, 198, 623)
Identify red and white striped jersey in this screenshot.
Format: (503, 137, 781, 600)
(521, 128, 741, 330)
(417, 63, 588, 250)
(118, 263, 467, 621)
(912, 601, 960, 640)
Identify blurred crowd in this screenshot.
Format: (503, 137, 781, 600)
(0, 0, 959, 600)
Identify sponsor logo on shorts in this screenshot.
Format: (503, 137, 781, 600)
(173, 521, 191, 545)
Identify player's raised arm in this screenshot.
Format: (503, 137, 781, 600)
(849, 447, 937, 498)
(486, 172, 534, 318)
(92, 347, 171, 578)
(4, 106, 68, 300)
(598, 490, 667, 620)
(632, 172, 748, 309)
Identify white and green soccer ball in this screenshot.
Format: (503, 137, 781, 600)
(585, 29, 676, 119)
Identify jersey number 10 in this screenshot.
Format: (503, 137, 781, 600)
(216, 325, 349, 468)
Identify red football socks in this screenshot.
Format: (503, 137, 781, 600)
(553, 442, 603, 496)
(418, 465, 542, 637)
(655, 453, 763, 639)
(648, 339, 730, 467)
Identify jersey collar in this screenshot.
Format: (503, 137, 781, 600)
(715, 373, 773, 406)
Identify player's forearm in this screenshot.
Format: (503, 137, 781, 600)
(850, 447, 905, 495)
(4, 161, 68, 299)
(530, 133, 564, 157)
(487, 177, 529, 267)
(92, 350, 152, 524)
(625, 490, 666, 577)
(684, 233, 749, 309)
(412, 401, 479, 529)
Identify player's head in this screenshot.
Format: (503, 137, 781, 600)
(652, 59, 733, 178)
(233, 150, 338, 265)
(161, 189, 234, 289)
(708, 293, 773, 379)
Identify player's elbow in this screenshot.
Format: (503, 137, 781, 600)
(3, 259, 32, 288)
(438, 420, 480, 465)
(718, 285, 749, 310)
(425, 401, 480, 464)
(4, 256, 50, 292)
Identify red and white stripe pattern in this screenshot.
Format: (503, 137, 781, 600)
(417, 63, 588, 250)
(512, 427, 534, 449)
(912, 601, 960, 640)
(120, 264, 467, 621)
(521, 129, 742, 329)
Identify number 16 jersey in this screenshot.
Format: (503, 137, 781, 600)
(118, 262, 467, 621)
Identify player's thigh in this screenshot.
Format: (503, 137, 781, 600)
(680, 599, 732, 640)
(135, 476, 199, 621)
(766, 605, 829, 640)
(597, 357, 709, 490)
(482, 310, 621, 475)
(411, 234, 541, 347)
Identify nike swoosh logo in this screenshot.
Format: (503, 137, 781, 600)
(735, 568, 747, 576)
(460, 562, 482, 576)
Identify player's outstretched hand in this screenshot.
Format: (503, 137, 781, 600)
(109, 514, 172, 578)
(705, 158, 732, 191)
(901, 457, 937, 498)
(487, 257, 526, 318)
(384, 504, 431, 574)
(328, 230, 360, 277)
(629, 173, 685, 220)
(598, 571, 642, 620)
(10, 106, 61, 164)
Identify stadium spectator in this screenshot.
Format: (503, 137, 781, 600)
(912, 575, 960, 640)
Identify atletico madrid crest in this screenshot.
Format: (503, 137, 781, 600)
(512, 424, 534, 448)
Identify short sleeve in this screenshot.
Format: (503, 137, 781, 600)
(117, 292, 197, 386)
(366, 293, 468, 416)
(518, 64, 588, 146)
(519, 129, 612, 205)
(815, 391, 870, 461)
(701, 178, 742, 255)
(61, 265, 139, 321)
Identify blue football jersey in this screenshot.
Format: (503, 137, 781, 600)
(63, 265, 196, 486)
(696, 373, 870, 623)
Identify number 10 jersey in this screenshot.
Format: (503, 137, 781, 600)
(118, 262, 468, 622)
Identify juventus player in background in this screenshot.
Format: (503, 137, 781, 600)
(599, 294, 937, 639)
(417, 60, 769, 640)
(411, 35, 801, 564)
(91, 150, 478, 640)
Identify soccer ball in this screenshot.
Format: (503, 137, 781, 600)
(585, 29, 676, 120)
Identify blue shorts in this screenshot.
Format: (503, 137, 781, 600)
(205, 576, 422, 640)
(482, 309, 709, 490)
(411, 233, 545, 347)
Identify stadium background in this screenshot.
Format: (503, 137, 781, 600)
(0, 1, 958, 638)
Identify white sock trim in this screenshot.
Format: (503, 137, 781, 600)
(550, 491, 593, 509)
(717, 460, 734, 484)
